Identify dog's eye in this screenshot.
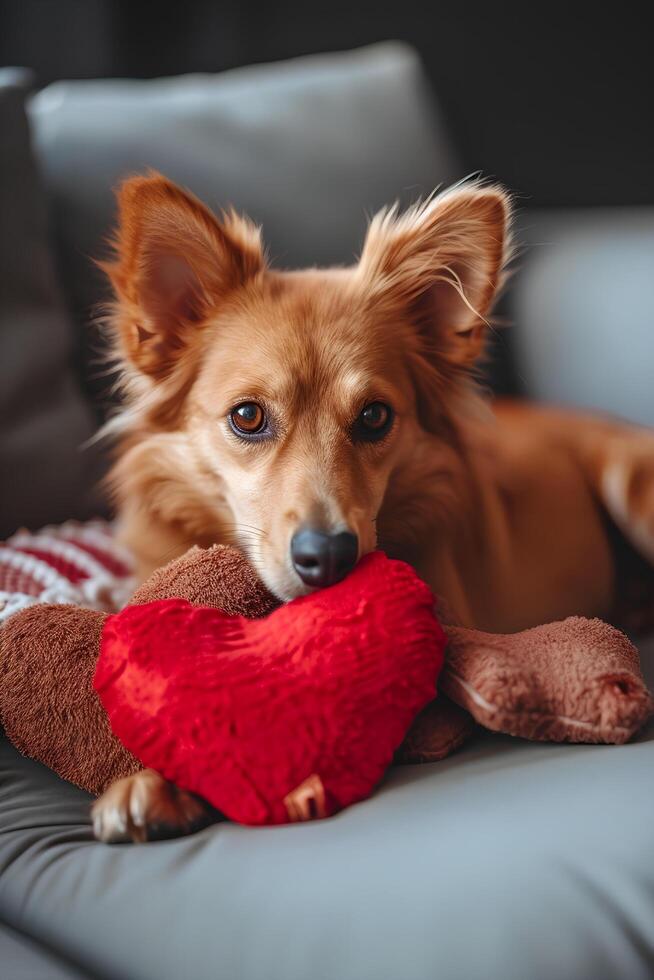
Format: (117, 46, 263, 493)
(230, 402, 266, 436)
(353, 402, 394, 443)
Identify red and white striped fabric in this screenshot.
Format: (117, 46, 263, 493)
(0, 520, 135, 624)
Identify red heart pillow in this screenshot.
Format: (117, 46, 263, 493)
(94, 552, 446, 825)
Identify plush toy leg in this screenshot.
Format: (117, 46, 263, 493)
(442, 618, 653, 744)
(0, 604, 142, 794)
(396, 696, 478, 763)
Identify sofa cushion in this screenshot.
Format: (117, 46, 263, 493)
(28, 42, 458, 411)
(0, 922, 90, 980)
(0, 69, 105, 537)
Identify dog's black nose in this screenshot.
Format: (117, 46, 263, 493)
(290, 529, 359, 588)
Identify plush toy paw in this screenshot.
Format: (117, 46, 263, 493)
(442, 617, 653, 743)
(92, 768, 215, 844)
(396, 696, 478, 763)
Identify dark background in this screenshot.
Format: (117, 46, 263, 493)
(1, 0, 652, 209)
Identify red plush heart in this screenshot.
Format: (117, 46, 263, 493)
(94, 552, 446, 825)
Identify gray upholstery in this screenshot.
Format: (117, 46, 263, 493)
(0, 922, 91, 980)
(1, 641, 653, 980)
(29, 42, 458, 350)
(510, 208, 654, 426)
(0, 69, 103, 537)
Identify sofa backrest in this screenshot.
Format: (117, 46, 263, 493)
(0, 69, 104, 536)
(509, 208, 654, 427)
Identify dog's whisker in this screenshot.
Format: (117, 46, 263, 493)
(221, 523, 268, 539)
(147, 521, 270, 569)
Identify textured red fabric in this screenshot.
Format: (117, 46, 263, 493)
(95, 552, 447, 825)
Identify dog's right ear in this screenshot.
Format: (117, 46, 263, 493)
(102, 173, 264, 378)
(357, 184, 511, 369)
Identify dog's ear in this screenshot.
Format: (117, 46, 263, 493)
(102, 173, 264, 378)
(358, 185, 511, 367)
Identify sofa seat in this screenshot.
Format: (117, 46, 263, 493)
(1, 643, 653, 980)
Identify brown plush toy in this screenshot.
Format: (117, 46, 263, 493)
(0, 545, 652, 807)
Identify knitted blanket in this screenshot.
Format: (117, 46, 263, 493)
(0, 520, 135, 624)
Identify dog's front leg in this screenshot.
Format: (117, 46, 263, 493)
(92, 769, 216, 843)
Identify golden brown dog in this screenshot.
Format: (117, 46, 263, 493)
(92, 172, 654, 841)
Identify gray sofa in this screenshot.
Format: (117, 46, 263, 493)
(1, 43, 653, 980)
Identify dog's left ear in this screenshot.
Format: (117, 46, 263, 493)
(358, 185, 511, 367)
(102, 172, 265, 379)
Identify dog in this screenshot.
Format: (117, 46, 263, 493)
(91, 172, 654, 842)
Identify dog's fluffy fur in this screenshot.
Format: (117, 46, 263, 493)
(101, 172, 654, 632)
(93, 171, 654, 840)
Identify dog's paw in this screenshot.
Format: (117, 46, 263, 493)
(283, 773, 327, 822)
(92, 769, 214, 843)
